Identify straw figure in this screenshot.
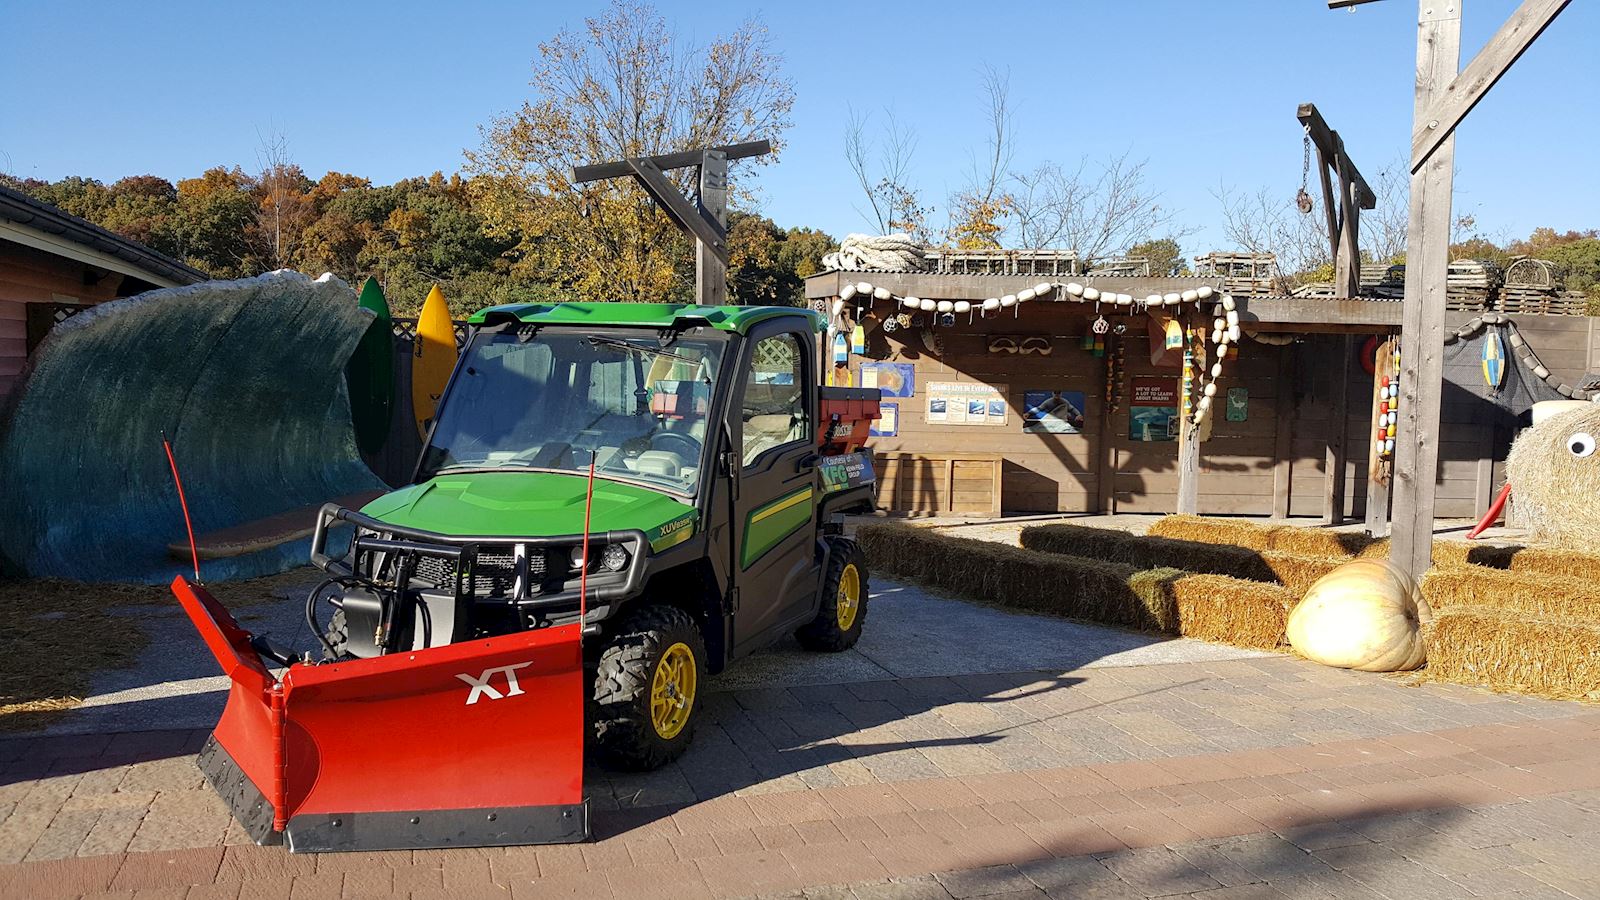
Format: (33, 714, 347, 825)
(1505, 404, 1600, 550)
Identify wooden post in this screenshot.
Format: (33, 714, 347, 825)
(1176, 315, 1202, 516)
(1097, 341, 1117, 513)
(1389, 1, 1460, 579)
(1324, 336, 1351, 524)
(1335, 150, 1361, 300)
(1364, 337, 1395, 536)
(1271, 345, 1295, 519)
(696, 149, 729, 305)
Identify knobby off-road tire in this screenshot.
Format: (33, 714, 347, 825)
(796, 537, 868, 652)
(322, 607, 349, 661)
(591, 604, 707, 771)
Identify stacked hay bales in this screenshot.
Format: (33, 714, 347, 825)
(1429, 544, 1600, 582)
(1421, 567, 1600, 620)
(1428, 610, 1600, 701)
(1420, 566, 1600, 700)
(858, 523, 1294, 650)
(864, 512, 1600, 700)
(1148, 515, 1386, 558)
(1021, 524, 1342, 595)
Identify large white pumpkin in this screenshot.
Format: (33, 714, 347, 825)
(1286, 559, 1433, 672)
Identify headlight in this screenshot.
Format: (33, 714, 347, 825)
(570, 543, 630, 572)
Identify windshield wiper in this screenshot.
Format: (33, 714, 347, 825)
(586, 336, 711, 384)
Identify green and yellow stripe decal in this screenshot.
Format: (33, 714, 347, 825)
(646, 512, 698, 553)
(741, 486, 814, 569)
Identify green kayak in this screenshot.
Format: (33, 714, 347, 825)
(347, 276, 395, 455)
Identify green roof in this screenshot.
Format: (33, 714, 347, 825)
(467, 302, 824, 334)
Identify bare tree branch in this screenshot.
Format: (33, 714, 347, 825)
(1009, 152, 1177, 260)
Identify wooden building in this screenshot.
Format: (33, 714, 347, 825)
(0, 185, 208, 404)
(805, 260, 1600, 521)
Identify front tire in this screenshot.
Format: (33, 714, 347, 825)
(796, 537, 868, 652)
(591, 604, 706, 771)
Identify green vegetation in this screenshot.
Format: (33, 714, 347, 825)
(0, 169, 830, 318)
(2, 2, 824, 317)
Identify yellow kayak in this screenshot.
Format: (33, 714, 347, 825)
(412, 284, 458, 438)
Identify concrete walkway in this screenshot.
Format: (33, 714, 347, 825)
(3, 579, 1598, 899)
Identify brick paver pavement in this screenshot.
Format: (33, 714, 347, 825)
(5, 650, 1600, 897)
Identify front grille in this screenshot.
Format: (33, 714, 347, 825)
(407, 545, 549, 597)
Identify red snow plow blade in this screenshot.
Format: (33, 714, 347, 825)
(172, 575, 588, 852)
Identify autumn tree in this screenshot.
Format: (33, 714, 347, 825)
(726, 212, 834, 306)
(947, 67, 1015, 250)
(174, 167, 259, 277)
(253, 133, 314, 270)
(1126, 237, 1187, 276)
(465, 1, 793, 302)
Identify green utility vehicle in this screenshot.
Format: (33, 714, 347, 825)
(307, 303, 880, 770)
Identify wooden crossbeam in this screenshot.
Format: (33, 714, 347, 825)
(1297, 104, 1375, 209)
(624, 156, 729, 265)
(572, 140, 769, 302)
(1410, 0, 1572, 172)
(571, 140, 771, 184)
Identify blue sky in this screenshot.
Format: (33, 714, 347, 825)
(3, 1, 1595, 256)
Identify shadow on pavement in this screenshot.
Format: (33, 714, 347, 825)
(875, 800, 1480, 898)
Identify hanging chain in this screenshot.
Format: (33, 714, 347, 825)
(1296, 128, 1315, 215)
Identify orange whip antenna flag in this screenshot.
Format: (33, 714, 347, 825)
(162, 430, 201, 583)
(579, 454, 597, 628)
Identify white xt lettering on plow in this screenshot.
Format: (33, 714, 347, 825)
(456, 662, 534, 705)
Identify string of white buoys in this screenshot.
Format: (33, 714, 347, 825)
(834, 279, 1238, 429)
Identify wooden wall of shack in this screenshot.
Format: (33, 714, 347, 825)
(845, 299, 1599, 519)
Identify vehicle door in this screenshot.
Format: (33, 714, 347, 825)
(726, 321, 820, 656)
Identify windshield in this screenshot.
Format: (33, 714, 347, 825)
(419, 328, 727, 495)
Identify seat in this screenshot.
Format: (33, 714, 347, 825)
(634, 451, 683, 478)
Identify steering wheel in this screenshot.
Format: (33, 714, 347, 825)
(650, 432, 701, 459)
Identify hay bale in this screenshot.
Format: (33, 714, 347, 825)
(1147, 515, 1383, 559)
(859, 522, 1292, 649)
(1148, 515, 1279, 551)
(1428, 606, 1600, 701)
(1261, 554, 1346, 595)
(1505, 405, 1600, 550)
(858, 523, 1173, 631)
(1421, 567, 1600, 620)
(1169, 574, 1295, 650)
(1431, 541, 1600, 581)
(1021, 524, 1277, 582)
(1022, 523, 1340, 595)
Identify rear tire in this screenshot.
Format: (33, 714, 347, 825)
(796, 537, 868, 652)
(591, 604, 706, 771)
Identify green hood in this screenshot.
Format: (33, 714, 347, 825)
(361, 471, 697, 549)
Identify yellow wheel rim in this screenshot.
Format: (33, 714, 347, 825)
(650, 642, 697, 740)
(837, 563, 861, 631)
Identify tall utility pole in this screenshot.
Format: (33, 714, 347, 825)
(572, 140, 771, 306)
(1329, 0, 1571, 580)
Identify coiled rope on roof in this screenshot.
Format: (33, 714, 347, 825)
(821, 233, 930, 272)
